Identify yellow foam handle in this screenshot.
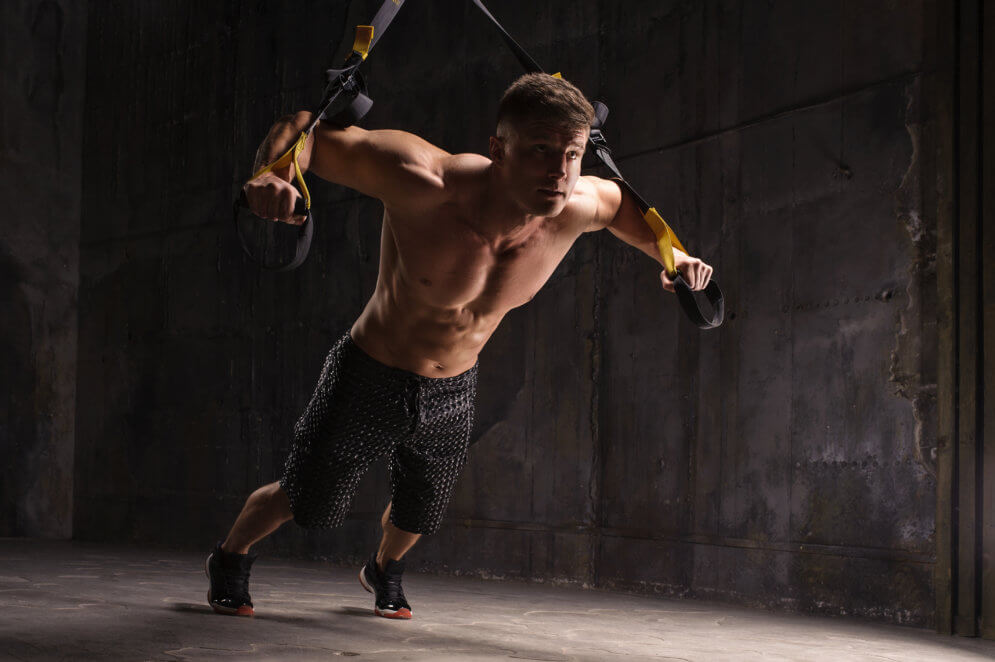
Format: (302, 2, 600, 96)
(249, 131, 312, 210)
(643, 207, 687, 277)
(353, 25, 374, 59)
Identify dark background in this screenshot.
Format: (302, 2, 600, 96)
(2, 0, 956, 629)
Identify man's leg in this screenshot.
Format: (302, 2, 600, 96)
(359, 500, 420, 619)
(207, 481, 292, 616)
(222, 481, 294, 554)
(376, 500, 420, 571)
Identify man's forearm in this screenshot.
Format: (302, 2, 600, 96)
(604, 179, 689, 269)
(251, 112, 314, 173)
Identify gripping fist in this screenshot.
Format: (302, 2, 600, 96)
(243, 172, 308, 226)
(661, 255, 713, 293)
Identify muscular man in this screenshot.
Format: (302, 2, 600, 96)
(206, 73, 713, 620)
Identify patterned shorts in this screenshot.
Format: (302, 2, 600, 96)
(279, 332, 478, 535)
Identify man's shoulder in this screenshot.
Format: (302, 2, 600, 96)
(439, 152, 491, 178)
(436, 153, 491, 197)
(357, 131, 488, 183)
(565, 176, 620, 232)
(576, 174, 620, 197)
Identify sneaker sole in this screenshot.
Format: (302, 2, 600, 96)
(205, 553, 254, 617)
(358, 564, 412, 620)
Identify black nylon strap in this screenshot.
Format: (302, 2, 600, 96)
(470, 0, 724, 329)
(367, 0, 406, 52)
(470, 0, 544, 73)
(237, 0, 407, 272)
(235, 191, 313, 272)
(319, 70, 373, 127)
(310, 0, 408, 134)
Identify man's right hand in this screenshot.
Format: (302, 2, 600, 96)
(243, 172, 308, 226)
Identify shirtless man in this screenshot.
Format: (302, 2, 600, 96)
(206, 73, 713, 620)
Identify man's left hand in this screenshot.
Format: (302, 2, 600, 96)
(660, 255, 713, 293)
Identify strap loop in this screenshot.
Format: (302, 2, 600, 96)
(643, 207, 686, 278)
(249, 131, 312, 210)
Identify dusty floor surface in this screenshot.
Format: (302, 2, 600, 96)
(1, 539, 993, 661)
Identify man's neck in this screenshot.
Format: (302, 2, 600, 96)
(475, 164, 545, 247)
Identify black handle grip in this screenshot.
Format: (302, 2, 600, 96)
(673, 273, 725, 329)
(233, 187, 314, 272)
(294, 195, 308, 217)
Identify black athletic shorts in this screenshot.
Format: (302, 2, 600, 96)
(279, 332, 478, 535)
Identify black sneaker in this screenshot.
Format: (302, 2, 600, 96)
(358, 553, 412, 619)
(205, 541, 257, 617)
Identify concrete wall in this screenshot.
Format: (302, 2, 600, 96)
(72, 0, 937, 626)
(0, 0, 85, 539)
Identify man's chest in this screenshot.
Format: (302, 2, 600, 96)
(385, 207, 585, 311)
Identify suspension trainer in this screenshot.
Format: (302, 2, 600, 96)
(236, 0, 723, 329)
(233, 0, 406, 271)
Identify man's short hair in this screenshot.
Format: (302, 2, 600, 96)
(496, 73, 595, 137)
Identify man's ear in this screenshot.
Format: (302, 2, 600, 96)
(489, 136, 505, 164)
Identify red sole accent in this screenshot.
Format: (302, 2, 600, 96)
(210, 604, 254, 617)
(375, 607, 412, 619)
(361, 565, 412, 619)
(207, 590, 254, 617)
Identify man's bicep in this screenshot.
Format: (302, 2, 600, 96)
(309, 124, 447, 204)
(594, 177, 663, 264)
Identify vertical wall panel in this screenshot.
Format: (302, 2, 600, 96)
(981, 0, 995, 642)
(0, 0, 86, 539)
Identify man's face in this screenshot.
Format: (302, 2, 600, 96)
(491, 121, 588, 217)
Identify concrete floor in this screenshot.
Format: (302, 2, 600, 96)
(2, 540, 994, 662)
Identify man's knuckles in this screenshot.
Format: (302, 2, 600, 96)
(246, 180, 301, 222)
